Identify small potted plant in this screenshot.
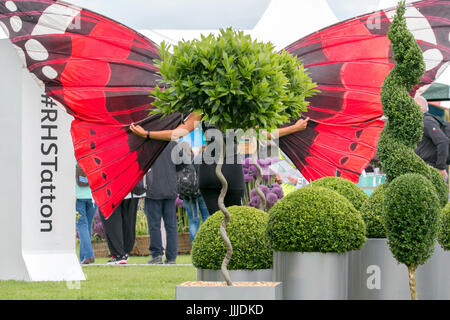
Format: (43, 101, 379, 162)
(192, 206, 273, 282)
(267, 186, 366, 299)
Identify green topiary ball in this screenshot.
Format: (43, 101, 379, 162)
(311, 176, 368, 210)
(191, 206, 272, 270)
(384, 173, 440, 267)
(267, 187, 366, 253)
(438, 202, 450, 251)
(360, 183, 387, 238)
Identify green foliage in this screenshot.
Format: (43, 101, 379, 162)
(438, 202, 450, 250)
(360, 184, 387, 238)
(384, 174, 440, 268)
(267, 187, 366, 253)
(311, 176, 368, 210)
(427, 167, 448, 208)
(151, 28, 318, 131)
(191, 206, 273, 270)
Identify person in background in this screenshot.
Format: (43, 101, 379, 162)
(144, 141, 179, 264)
(75, 163, 97, 265)
(99, 179, 146, 265)
(176, 142, 210, 244)
(414, 95, 449, 182)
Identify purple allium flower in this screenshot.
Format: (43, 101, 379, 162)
(176, 197, 184, 208)
(249, 164, 258, 172)
(243, 167, 249, 175)
(262, 174, 270, 182)
(271, 183, 280, 189)
(249, 195, 262, 208)
(266, 192, 279, 209)
(244, 173, 253, 183)
(271, 186, 284, 199)
(243, 157, 251, 168)
(259, 185, 270, 196)
(250, 189, 259, 198)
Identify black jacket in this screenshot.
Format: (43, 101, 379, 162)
(415, 113, 449, 170)
(145, 141, 178, 199)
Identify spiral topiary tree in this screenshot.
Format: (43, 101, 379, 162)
(438, 203, 450, 251)
(376, 1, 444, 300)
(151, 28, 317, 285)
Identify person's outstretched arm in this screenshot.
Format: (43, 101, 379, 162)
(263, 117, 310, 139)
(130, 112, 203, 141)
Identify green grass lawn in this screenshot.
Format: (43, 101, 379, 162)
(0, 255, 196, 300)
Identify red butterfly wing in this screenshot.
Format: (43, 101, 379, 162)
(281, 0, 450, 183)
(0, 0, 181, 218)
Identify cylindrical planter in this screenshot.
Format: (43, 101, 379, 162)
(416, 244, 450, 300)
(273, 251, 348, 300)
(348, 238, 410, 300)
(197, 269, 273, 282)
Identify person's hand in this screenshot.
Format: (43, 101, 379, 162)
(275, 174, 283, 185)
(439, 169, 448, 181)
(293, 117, 310, 132)
(288, 177, 298, 185)
(130, 123, 148, 139)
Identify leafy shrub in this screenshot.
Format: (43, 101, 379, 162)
(151, 28, 318, 132)
(438, 202, 450, 251)
(384, 174, 440, 268)
(267, 187, 366, 253)
(192, 206, 272, 270)
(360, 183, 387, 238)
(312, 176, 368, 210)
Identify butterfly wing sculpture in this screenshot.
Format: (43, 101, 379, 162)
(279, 0, 450, 182)
(0, 0, 182, 218)
(1, 0, 449, 218)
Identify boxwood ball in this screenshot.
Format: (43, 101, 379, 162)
(311, 176, 368, 210)
(267, 187, 366, 253)
(192, 206, 273, 270)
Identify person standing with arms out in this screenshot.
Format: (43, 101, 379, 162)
(75, 163, 97, 265)
(145, 141, 179, 264)
(414, 95, 449, 182)
(130, 112, 309, 214)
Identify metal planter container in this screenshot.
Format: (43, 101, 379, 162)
(348, 238, 410, 300)
(197, 269, 273, 282)
(273, 251, 348, 300)
(176, 282, 283, 300)
(416, 244, 450, 300)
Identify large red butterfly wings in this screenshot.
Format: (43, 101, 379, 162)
(280, 0, 450, 182)
(1, 0, 450, 218)
(0, 0, 181, 218)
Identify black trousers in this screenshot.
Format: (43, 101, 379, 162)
(99, 198, 139, 257)
(200, 188, 244, 215)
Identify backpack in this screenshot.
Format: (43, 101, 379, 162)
(177, 164, 200, 200)
(76, 164, 89, 187)
(132, 177, 146, 197)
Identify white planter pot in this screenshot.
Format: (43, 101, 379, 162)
(197, 269, 273, 282)
(176, 282, 283, 300)
(348, 238, 410, 299)
(273, 251, 348, 300)
(416, 244, 450, 300)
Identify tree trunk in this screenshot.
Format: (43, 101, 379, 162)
(408, 265, 417, 300)
(251, 152, 266, 211)
(215, 135, 233, 286)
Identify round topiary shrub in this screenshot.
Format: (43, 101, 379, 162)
(438, 202, 450, 251)
(384, 173, 440, 269)
(311, 176, 368, 210)
(360, 183, 387, 238)
(267, 187, 366, 253)
(192, 206, 272, 270)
